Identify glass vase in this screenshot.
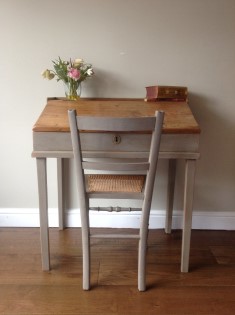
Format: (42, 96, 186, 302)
(64, 81, 82, 100)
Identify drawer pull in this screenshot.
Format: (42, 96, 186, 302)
(113, 135, 121, 144)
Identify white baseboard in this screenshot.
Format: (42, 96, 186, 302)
(0, 208, 234, 230)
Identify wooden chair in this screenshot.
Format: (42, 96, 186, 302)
(68, 109, 164, 291)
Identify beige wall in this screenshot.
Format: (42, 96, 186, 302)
(0, 0, 235, 225)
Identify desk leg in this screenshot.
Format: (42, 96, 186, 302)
(36, 158, 50, 271)
(165, 159, 176, 234)
(181, 159, 196, 272)
(57, 158, 65, 230)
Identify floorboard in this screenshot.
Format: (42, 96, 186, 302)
(0, 228, 235, 315)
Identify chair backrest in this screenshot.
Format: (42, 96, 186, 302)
(68, 110, 164, 201)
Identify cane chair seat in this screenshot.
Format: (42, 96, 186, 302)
(87, 174, 146, 193)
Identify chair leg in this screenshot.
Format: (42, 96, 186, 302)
(80, 200, 90, 290)
(138, 202, 150, 291)
(138, 234, 147, 291)
(82, 228, 90, 290)
(138, 187, 153, 292)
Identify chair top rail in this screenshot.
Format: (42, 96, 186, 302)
(76, 115, 157, 132)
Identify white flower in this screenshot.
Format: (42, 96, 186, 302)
(41, 69, 54, 80)
(73, 58, 83, 66)
(86, 68, 94, 76)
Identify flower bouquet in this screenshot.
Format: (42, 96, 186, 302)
(42, 57, 94, 100)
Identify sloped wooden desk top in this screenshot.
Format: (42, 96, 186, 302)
(33, 98, 201, 134)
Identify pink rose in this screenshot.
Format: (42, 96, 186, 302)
(68, 68, 80, 81)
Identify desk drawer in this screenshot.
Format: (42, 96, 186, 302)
(33, 132, 200, 153)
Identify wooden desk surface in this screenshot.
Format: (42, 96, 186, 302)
(33, 98, 200, 134)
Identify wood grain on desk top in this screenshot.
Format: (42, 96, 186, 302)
(33, 98, 201, 134)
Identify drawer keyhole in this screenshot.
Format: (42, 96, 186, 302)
(113, 135, 121, 144)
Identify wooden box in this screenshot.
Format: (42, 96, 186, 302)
(145, 85, 188, 102)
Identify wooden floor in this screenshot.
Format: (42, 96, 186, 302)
(0, 228, 235, 315)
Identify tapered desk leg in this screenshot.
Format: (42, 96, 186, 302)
(57, 158, 65, 230)
(165, 159, 176, 234)
(181, 159, 196, 272)
(36, 158, 50, 271)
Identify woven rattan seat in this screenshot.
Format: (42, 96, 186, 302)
(68, 109, 164, 291)
(87, 174, 146, 193)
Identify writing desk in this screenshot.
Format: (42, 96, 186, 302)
(32, 98, 200, 273)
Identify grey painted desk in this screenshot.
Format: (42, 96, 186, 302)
(32, 98, 200, 274)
